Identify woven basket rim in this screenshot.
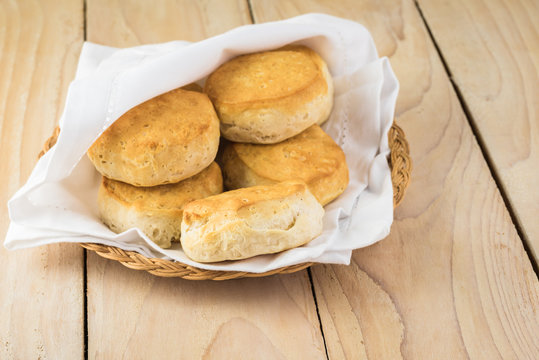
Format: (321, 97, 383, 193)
(39, 122, 412, 280)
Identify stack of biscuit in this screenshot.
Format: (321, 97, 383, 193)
(87, 45, 349, 263)
(87, 85, 224, 249)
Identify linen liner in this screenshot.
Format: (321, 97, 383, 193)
(5, 13, 399, 273)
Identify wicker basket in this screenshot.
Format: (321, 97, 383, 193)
(39, 123, 411, 280)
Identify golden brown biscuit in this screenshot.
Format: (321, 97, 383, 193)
(220, 125, 349, 205)
(88, 88, 220, 186)
(181, 180, 324, 262)
(98, 162, 223, 248)
(204, 45, 334, 144)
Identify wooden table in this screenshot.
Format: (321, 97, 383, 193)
(1, 0, 538, 358)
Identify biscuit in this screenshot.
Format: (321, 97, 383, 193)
(220, 125, 349, 205)
(181, 180, 324, 262)
(88, 88, 220, 186)
(204, 45, 334, 144)
(98, 162, 223, 248)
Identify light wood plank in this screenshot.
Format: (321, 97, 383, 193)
(416, 0, 539, 261)
(250, 0, 539, 359)
(88, 253, 325, 359)
(85, 1, 326, 358)
(0, 0, 84, 358)
(87, 0, 252, 45)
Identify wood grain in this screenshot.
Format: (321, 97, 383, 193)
(416, 0, 539, 261)
(87, 0, 252, 45)
(0, 0, 84, 358)
(250, 0, 539, 359)
(85, 0, 326, 358)
(88, 253, 325, 359)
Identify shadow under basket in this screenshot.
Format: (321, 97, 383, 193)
(39, 123, 412, 280)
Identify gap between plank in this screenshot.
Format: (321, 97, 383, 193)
(247, 0, 256, 24)
(83, 1, 89, 359)
(83, 0, 87, 42)
(413, 0, 539, 278)
(83, 249, 88, 360)
(308, 268, 330, 360)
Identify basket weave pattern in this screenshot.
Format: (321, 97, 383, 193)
(39, 123, 412, 280)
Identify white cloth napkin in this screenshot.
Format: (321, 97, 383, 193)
(5, 14, 399, 273)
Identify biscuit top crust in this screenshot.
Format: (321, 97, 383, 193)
(232, 125, 345, 183)
(182, 180, 308, 223)
(204, 45, 327, 106)
(102, 162, 223, 212)
(88, 88, 216, 161)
